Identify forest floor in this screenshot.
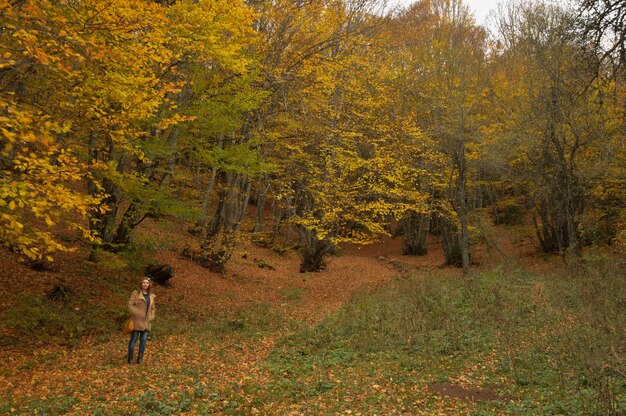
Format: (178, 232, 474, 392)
(0, 216, 623, 415)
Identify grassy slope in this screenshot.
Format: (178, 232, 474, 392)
(0, 219, 624, 415)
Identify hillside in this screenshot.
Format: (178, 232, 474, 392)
(0, 217, 624, 415)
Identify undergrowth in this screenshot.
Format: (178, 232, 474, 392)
(0, 293, 125, 348)
(260, 257, 626, 414)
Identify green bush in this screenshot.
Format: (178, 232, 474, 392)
(501, 200, 525, 225)
(579, 207, 620, 246)
(90, 249, 128, 271)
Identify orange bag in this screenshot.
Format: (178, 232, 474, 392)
(123, 318, 134, 334)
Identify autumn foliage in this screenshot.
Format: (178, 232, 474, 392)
(0, 0, 624, 269)
(0, 1, 625, 414)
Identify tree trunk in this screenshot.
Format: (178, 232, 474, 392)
(252, 190, 266, 233)
(441, 217, 463, 267)
(450, 140, 470, 275)
(252, 178, 270, 234)
(530, 84, 584, 255)
(486, 187, 501, 225)
(90, 150, 128, 246)
(456, 145, 470, 276)
(205, 172, 230, 239)
(199, 172, 250, 272)
(197, 134, 224, 229)
(112, 202, 151, 247)
(298, 227, 334, 272)
(400, 211, 430, 255)
(197, 166, 218, 229)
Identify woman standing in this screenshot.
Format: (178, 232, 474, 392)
(127, 278, 156, 364)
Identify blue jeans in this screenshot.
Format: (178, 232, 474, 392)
(128, 330, 148, 361)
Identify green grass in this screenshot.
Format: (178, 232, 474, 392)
(252, 258, 626, 414)
(0, 292, 125, 348)
(279, 286, 305, 301)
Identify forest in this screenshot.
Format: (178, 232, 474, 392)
(0, 0, 625, 414)
(1, 0, 623, 272)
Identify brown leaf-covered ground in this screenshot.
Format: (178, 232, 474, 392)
(0, 217, 555, 415)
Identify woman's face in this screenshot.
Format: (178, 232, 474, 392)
(141, 279, 150, 291)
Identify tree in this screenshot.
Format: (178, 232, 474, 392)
(490, 0, 624, 254)
(0, 0, 267, 265)
(391, 0, 490, 274)
(253, 0, 429, 272)
(91, 0, 263, 254)
(578, 0, 626, 67)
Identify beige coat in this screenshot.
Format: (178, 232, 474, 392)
(128, 290, 156, 331)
